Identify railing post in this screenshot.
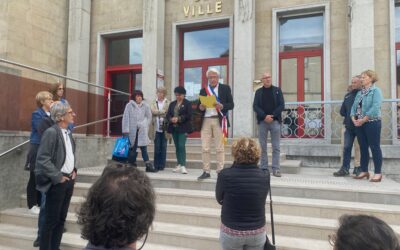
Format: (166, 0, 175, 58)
(107, 91, 111, 137)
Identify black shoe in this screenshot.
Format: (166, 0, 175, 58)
(197, 172, 210, 180)
(353, 167, 361, 176)
(333, 168, 349, 177)
(33, 237, 40, 247)
(145, 162, 158, 172)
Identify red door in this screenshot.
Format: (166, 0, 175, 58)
(279, 49, 324, 138)
(104, 67, 142, 136)
(179, 25, 230, 137)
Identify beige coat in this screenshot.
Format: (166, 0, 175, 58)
(149, 98, 171, 140)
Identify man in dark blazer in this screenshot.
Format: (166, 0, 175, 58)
(197, 68, 234, 180)
(253, 72, 285, 177)
(35, 101, 77, 250)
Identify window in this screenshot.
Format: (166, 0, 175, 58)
(108, 37, 143, 66)
(279, 14, 324, 52)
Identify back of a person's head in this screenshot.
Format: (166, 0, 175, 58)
(334, 215, 400, 250)
(231, 137, 260, 165)
(78, 164, 155, 248)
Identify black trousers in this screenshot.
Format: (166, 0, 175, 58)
(40, 180, 74, 250)
(26, 144, 41, 208)
(27, 170, 41, 208)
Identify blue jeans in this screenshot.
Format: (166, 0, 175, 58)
(220, 230, 266, 250)
(356, 120, 382, 174)
(37, 191, 46, 240)
(154, 132, 167, 170)
(342, 127, 357, 171)
(258, 121, 281, 171)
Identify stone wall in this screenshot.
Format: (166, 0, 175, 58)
(0, 134, 115, 210)
(89, 0, 143, 87)
(1, 0, 68, 80)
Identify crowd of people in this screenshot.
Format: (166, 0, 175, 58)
(24, 67, 391, 250)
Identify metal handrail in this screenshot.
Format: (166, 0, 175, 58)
(0, 58, 130, 96)
(0, 58, 131, 138)
(0, 114, 123, 158)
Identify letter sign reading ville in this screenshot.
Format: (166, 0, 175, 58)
(183, 0, 222, 17)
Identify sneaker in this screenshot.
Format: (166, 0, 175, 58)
(333, 168, 349, 177)
(197, 172, 211, 180)
(33, 237, 40, 247)
(272, 170, 282, 177)
(352, 167, 361, 177)
(145, 162, 158, 173)
(172, 165, 181, 173)
(30, 205, 40, 215)
(181, 166, 188, 174)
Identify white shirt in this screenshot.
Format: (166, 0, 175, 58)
(155, 99, 166, 133)
(204, 84, 219, 117)
(61, 128, 74, 174)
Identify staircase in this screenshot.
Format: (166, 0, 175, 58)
(1, 142, 400, 250)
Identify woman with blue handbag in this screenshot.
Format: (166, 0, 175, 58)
(122, 90, 156, 172)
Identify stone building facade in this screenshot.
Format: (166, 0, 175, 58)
(0, 0, 398, 142)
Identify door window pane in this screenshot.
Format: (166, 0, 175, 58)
(304, 56, 322, 102)
(281, 58, 298, 102)
(279, 14, 324, 52)
(396, 4, 400, 42)
(110, 73, 130, 135)
(108, 37, 143, 65)
(207, 65, 228, 85)
(184, 67, 202, 101)
(134, 73, 142, 91)
(184, 27, 229, 60)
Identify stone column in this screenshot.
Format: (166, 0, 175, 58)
(142, 0, 165, 99)
(66, 0, 91, 87)
(66, 0, 91, 132)
(348, 0, 374, 76)
(232, 0, 255, 137)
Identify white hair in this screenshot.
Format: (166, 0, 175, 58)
(206, 68, 220, 77)
(50, 101, 71, 122)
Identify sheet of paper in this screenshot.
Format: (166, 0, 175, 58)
(199, 95, 217, 108)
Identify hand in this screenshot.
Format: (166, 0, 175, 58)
(214, 102, 223, 110)
(264, 115, 274, 123)
(60, 176, 70, 183)
(199, 104, 206, 111)
(71, 171, 77, 180)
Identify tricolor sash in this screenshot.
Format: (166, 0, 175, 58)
(205, 84, 228, 144)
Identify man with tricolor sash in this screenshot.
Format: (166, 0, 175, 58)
(197, 68, 234, 180)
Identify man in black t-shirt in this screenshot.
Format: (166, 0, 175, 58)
(253, 72, 285, 177)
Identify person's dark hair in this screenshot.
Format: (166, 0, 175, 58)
(174, 86, 186, 95)
(131, 90, 144, 101)
(78, 164, 155, 248)
(333, 215, 400, 250)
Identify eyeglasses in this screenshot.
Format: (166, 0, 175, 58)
(328, 234, 336, 246)
(58, 88, 64, 90)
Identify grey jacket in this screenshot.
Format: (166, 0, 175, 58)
(35, 124, 76, 192)
(122, 100, 152, 147)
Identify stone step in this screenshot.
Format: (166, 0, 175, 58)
(69, 184, 400, 225)
(154, 188, 400, 225)
(105, 158, 301, 174)
(0, 221, 332, 250)
(11, 199, 400, 242)
(141, 150, 287, 162)
(75, 167, 400, 205)
(0, 222, 195, 250)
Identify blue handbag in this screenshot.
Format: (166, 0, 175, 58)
(112, 136, 130, 159)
